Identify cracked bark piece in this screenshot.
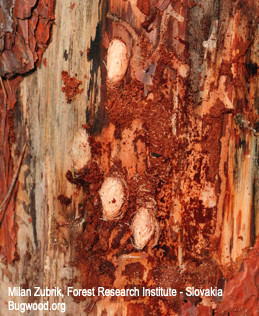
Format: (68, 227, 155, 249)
(13, 0, 37, 19)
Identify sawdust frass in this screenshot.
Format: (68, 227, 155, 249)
(61, 71, 84, 104)
(68, 9, 220, 316)
(0, 0, 256, 314)
(67, 0, 259, 314)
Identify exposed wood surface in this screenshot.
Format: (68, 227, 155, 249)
(1, 0, 102, 314)
(0, 0, 258, 315)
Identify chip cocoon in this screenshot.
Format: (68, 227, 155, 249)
(107, 39, 129, 84)
(131, 207, 157, 250)
(178, 64, 190, 78)
(99, 177, 126, 220)
(71, 129, 91, 171)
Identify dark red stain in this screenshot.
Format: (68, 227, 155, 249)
(0, 77, 23, 262)
(216, 238, 259, 315)
(57, 194, 72, 206)
(69, 3, 76, 10)
(137, 0, 150, 15)
(122, 263, 145, 279)
(42, 58, 47, 68)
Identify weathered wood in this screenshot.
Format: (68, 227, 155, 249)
(0, 0, 102, 314)
(0, 0, 258, 315)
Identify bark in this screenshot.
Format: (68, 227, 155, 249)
(0, 0, 258, 315)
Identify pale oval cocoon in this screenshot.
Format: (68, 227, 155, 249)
(178, 64, 190, 78)
(71, 129, 91, 171)
(131, 208, 156, 250)
(107, 39, 129, 84)
(99, 177, 125, 220)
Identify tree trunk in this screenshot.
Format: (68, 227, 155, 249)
(0, 0, 258, 315)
